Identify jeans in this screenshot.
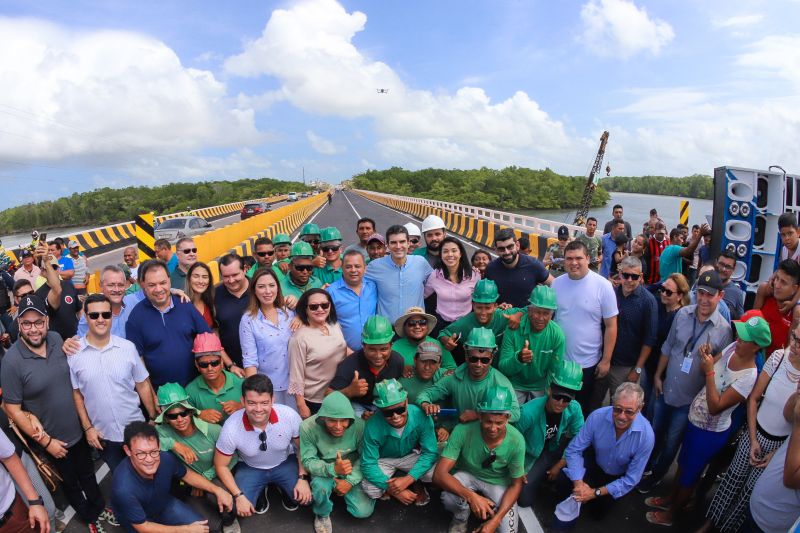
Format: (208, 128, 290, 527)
(441, 471, 518, 533)
(151, 497, 204, 527)
(647, 395, 690, 482)
(53, 437, 104, 523)
(233, 455, 299, 506)
(518, 447, 563, 508)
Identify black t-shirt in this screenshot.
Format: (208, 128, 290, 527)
(36, 280, 81, 340)
(544, 409, 562, 443)
(329, 349, 405, 406)
(485, 254, 550, 308)
(213, 284, 249, 367)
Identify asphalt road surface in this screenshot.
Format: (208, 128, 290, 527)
(62, 191, 713, 533)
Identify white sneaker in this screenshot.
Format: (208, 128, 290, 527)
(222, 519, 241, 533)
(448, 518, 468, 533)
(314, 515, 333, 533)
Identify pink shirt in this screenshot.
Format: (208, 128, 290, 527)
(424, 267, 480, 322)
(14, 264, 41, 286)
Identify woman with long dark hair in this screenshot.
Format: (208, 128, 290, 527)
(185, 262, 216, 329)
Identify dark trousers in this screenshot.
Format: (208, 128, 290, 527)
(53, 437, 104, 523)
(556, 448, 620, 526)
(99, 440, 127, 473)
(575, 365, 597, 418)
(0, 494, 46, 533)
(519, 446, 563, 508)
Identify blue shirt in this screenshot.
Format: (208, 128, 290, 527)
(111, 452, 187, 532)
(328, 277, 378, 351)
(239, 308, 295, 390)
(600, 233, 618, 278)
(485, 253, 550, 308)
(658, 244, 683, 278)
(167, 254, 178, 274)
(564, 406, 654, 499)
(58, 256, 74, 273)
(125, 295, 211, 387)
(365, 255, 433, 324)
(611, 284, 658, 367)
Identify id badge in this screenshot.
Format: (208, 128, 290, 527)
(680, 355, 693, 374)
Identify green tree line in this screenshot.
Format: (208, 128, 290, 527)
(350, 167, 611, 210)
(0, 178, 310, 233)
(599, 174, 713, 199)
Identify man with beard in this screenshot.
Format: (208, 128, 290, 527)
(485, 229, 552, 309)
(714, 250, 745, 320)
(413, 215, 447, 267)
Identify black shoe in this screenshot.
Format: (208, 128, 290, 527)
(254, 490, 269, 515)
(280, 489, 299, 511)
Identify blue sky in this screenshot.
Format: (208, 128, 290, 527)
(1, 0, 799, 208)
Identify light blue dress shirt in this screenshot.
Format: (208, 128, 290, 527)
(365, 255, 433, 323)
(76, 292, 143, 339)
(239, 308, 295, 391)
(328, 277, 378, 351)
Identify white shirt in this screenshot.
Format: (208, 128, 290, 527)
(0, 431, 15, 514)
(781, 245, 800, 262)
(216, 405, 300, 470)
(553, 270, 618, 368)
(68, 335, 149, 442)
(757, 349, 800, 437)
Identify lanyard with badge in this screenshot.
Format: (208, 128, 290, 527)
(681, 318, 710, 374)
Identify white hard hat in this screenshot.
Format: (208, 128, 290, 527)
(404, 222, 421, 237)
(421, 215, 445, 233)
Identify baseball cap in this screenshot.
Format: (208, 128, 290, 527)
(416, 341, 442, 362)
(734, 316, 772, 348)
(18, 294, 47, 317)
(697, 270, 723, 295)
(558, 226, 569, 240)
(367, 233, 385, 245)
(19, 249, 32, 258)
(68, 240, 79, 249)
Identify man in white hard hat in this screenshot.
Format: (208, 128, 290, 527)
(404, 223, 422, 254)
(413, 215, 446, 268)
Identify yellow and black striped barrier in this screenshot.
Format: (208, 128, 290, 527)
(135, 212, 156, 263)
(679, 200, 689, 226)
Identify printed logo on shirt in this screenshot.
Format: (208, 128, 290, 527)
(65, 296, 74, 305)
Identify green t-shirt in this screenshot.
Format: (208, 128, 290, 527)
(399, 368, 446, 405)
(659, 244, 683, 278)
(498, 319, 565, 392)
(392, 336, 456, 370)
(180, 427, 219, 477)
(280, 275, 323, 300)
(442, 421, 526, 486)
(439, 309, 513, 354)
(313, 263, 342, 285)
(185, 371, 244, 423)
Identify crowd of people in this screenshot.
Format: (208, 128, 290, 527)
(0, 203, 799, 533)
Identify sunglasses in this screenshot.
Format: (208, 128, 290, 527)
(256, 251, 275, 257)
(258, 430, 268, 452)
(165, 410, 192, 421)
(321, 245, 340, 253)
(468, 355, 492, 365)
(620, 272, 641, 280)
(308, 302, 331, 311)
(293, 264, 314, 272)
(551, 394, 573, 403)
(180, 248, 198, 254)
(659, 287, 676, 297)
(612, 406, 638, 417)
(87, 311, 113, 320)
(197, 360, 222, 369)
(303, 239, 321, 245)
(409, 238, 420, 244)
(406, 319, 428, 327)
(381, 405, 407, 418)
(481, 450, 497, 469)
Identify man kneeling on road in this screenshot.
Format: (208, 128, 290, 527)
(111, 422, 233, 533)
(300, 391, 374, 533)
(361, 379, 438, 506)
(435, 386, 525, 533)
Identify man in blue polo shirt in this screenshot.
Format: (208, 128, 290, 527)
(328, 250, 378, 351)
(126, 259, 211, 387)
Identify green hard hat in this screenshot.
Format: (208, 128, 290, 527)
(362, 315, 395, 345)
(550, 360, 583, 391)
(529, 285, 557, 310)
(477, 385, 514, 413)
(157, 383, 189, 406)
(300, 223, 321, 237)
(373, 379, 408, 408)
(290, 241, 315, 258)
(320, 227, 342, 243)
(464, 327, 497, 351)
(472, 279, 499, 304)
(273, 233, 291, 246)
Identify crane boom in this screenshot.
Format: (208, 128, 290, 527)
(573, 131, 609, 226)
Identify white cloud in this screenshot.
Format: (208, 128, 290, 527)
(712, 14, 764, 28)
(306, 130, 345, 155)
(737, 35, 800, 86)
(225, 0, 577, 171)
(579, 0, 674, 58)
(0, 17, 261, 164)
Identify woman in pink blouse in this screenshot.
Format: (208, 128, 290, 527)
(424, 236, 480, 338)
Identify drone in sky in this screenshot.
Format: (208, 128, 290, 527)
(376, 89, 389, 94)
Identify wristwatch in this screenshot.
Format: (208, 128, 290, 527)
(634, 367, 642, 375)
(27, 497, 44, 506)
(299, 474, 310, 481)
(594, 488, 602, 498)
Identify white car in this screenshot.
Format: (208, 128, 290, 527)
(287, 192, 298, 201)
(154, 216, 212, 243)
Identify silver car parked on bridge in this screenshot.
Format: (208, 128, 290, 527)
(154, 216, 212, 244)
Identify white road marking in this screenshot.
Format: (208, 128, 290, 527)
(518, 505, 545, 533)
(290, 202, 329, 243)
(342, 192, 362, 219)
(63, 463, 110, 525)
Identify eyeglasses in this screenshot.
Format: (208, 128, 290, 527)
(321, 245, 340, 253)
(551, 394, 573, 403)
(197, 360, 222, 369)
(381, 405, 407, 418)
(256, 251, 275, 257)
(258, 430, 268, 452)
(308, 302, 331, 311)
(716, 262, 735, 271)
(19, 319, 46, 331)
(164, 410, 192, 421)
(467, 355, 492, 365)
(133, 450, 161, 461)
(481, 450, 497, 469)
(659, 287, 677, 297)
(620, 272, 641, 280)
(612, 406, 638, 417)
(180, 248, 198, 254)
(495, 243, 516, 252)
(409, 238, 420, 244)
(406, 319, 428, 327)
(293, 264, 314, 272)
(87, 311, 113, 320)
